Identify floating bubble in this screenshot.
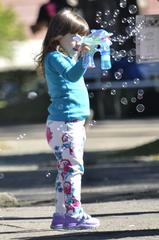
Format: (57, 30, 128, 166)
(108, 19, 116, 26)
(133, 78, 140, 85)
(114, 71, 122, 80)
(127, 56, 134, 63)
(89, 120, 96, 127)
(136, 104, 145, 112)
(96, 17, 102, 24)
(104, 10, 111, 16)
(16, 133, 26, 141)
(121, 97, 128, 105)
(137, 89, 144, 96)
(96, 11, 102, 17)
(27, 91, 38, 100)
(111, 89, 116, 95)
(113, 9, 120, 18)
(128, 4, 138, 14)
(131, 97, 137, 103)
(89, 92, 94, 98)
(119, 0, 127, 8)
(102, 70, 109, 77)
(122, 82, 128, 88)
(122, 17, 127, 24)
(0, 173, 4, 179)
(46, 172, 51, 178)
(105, 82, 112, 88)
(128, 48, 136, 56)
(100, 21, 108, 28)
(119, 50, 127, 58)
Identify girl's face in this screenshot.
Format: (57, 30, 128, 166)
(59, 33, 80, 57)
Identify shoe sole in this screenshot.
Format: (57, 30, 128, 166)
(64, 224, 100, 230)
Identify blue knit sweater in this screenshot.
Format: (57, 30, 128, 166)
(44, 51, 90, 121)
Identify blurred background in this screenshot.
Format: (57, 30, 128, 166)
(0, 0, 159, 125)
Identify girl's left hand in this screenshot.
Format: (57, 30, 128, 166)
(79, 44, 90, 57)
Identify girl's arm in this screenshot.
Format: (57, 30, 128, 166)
(48, 52, 87, 82)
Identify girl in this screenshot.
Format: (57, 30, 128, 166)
(37, 9, 100, 230)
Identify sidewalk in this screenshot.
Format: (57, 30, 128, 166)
(0, 119, 159, 240)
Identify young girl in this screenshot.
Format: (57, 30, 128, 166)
(37, 9, 100, 230)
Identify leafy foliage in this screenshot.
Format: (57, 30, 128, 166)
(0, 2, 26, 57)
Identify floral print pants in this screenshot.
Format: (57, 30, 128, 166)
(46, 120, 86, 216)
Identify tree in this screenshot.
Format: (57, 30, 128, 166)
(0, 2, 26, 58)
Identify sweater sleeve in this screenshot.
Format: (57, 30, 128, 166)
(48, 52, 87, 82)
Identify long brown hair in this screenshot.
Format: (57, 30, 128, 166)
(36, 9, 89, 76)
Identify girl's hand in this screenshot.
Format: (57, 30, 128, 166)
(78, 44, 90, 57)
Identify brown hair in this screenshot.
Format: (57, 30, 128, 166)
(36, 9, 89, 76)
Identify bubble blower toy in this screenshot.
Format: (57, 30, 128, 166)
(74, 29, 113, 70)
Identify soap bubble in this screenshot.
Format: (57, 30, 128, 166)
(119, 0, 127, 8)
(96, 11, 102, 17)
(46, 172, 51, 178)
(0, 173, 4, 180)
(128, 48, 136, 56)
(108, 19, 116, 26)
(131, 97, 137, 103)
(102, 70, 109, 77)
(133, 78, 140, 85)
(27, 91, 38, 100)
(89, 92, 94, 98)
(104, 10, 111, 16)
(136, 104, 145, 112)
(100, 21, 108, 28)
(128, 4, 138, 14)
(127, 56, 134, 63)
(137, 89, 144, 96)
(119, 50, 127, 58)
(114, 71, 122, 80)
(122, 17, 127, 24)
(105, 82, 112, 88)
(121, 97, 128, 105)
(113, 9, 120, 18)
(111, 89, 116, 95)
(89, 120, 96, 127)
(122, 82, 128, 88)
(16, 133, 26, 141)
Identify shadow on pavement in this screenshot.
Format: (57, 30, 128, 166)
(3, 210, 159, 221)
(1, 150, 159, 203)
(15, 229, 159, 240)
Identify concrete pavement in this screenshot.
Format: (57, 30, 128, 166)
(0, 119, 159, 239)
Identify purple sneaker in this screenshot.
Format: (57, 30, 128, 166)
(64, 212, 100, 230)
(50, 213, 65, 230)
